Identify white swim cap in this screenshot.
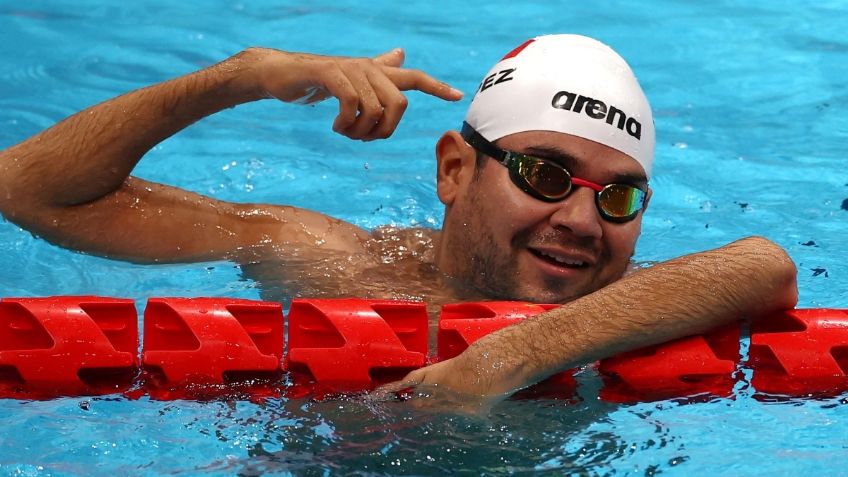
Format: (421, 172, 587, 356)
(465, 34, 655, 178)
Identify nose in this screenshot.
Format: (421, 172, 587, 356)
(548, 187, 603, 239)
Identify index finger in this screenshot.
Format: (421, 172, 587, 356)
(382, 67, 464, 102)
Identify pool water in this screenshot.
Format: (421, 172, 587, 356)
(1, 0, 848, 475)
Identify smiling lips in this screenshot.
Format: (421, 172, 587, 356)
(529, 246, 593, 269)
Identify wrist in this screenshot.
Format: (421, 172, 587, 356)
(216, 48, 276, 103)
(462, 331, 538, 395)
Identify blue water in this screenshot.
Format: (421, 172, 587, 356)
(1, 0, 847, 475)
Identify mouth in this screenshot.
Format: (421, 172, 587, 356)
(528, 247, 591, 270)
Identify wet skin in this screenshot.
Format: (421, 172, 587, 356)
(435, 130, 649, 304)
(244, 130, 649, 312)
(0, 46, 798, 399)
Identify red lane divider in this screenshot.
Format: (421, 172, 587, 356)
(1, 296, 847, 401)
(598, 324, 741, 402)
(286, 298, 428, 391)
(437, 301, 576, 399)
(0, 296, 137, 398)
(437, 301, 559, 360)
(142, 298, 284, 388)
(750, 308, 848, 396)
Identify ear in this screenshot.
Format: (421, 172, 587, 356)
(435, 130, 478, 206)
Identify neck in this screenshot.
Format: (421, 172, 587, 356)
(431, 227, 494, 302)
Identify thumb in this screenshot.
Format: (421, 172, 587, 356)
(381, 368, 424, 393)
(370, 369, 424, 397)
(373, 47, 405, 67)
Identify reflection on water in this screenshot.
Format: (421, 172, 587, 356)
(195, 395, 628, 476)
(1, 0, 847, 475)
(119, 371, 720, 476)
(9, 388, 845, 476)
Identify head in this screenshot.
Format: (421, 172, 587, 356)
(434, 34, 655, 303)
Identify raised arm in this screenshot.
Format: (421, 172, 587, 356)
(398, 236, 798, 400)
(0, 47, 461, 263)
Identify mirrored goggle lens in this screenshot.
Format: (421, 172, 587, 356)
(513, 154, 646, 220)
(518, 159, 572, 199)
(598, 184, 646, 218)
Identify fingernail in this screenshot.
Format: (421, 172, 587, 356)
(450, 87, 464, 98)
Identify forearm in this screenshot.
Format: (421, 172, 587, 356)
(467, 236, 798, 393)
(0, 47, 459, 264)
(0, 50, 263, 209)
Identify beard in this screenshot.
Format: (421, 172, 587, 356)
(454, 222, 603, 304)
(442, 183, 628, 304)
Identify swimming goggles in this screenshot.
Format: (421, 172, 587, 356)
(460, 122, 648, 223)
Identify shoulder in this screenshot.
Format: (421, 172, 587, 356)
(367, 226, 439, 263)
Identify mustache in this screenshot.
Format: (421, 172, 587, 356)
(512, 228, 599, 254)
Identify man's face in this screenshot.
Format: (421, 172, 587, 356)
(440, 130, 649, 304)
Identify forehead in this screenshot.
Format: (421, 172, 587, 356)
(495, 130, 648, 184)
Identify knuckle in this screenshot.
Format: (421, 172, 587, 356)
(393, 95, 408, 110)
(371, 126, 390, 140)
(361, 103, 383, 121)
(340, 95, 358, 109)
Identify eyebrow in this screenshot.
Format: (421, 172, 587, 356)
(521, 145, 648, 188)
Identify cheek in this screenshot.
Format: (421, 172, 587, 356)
(603, 221, 642, 260)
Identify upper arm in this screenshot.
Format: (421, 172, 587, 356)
(2, 176, 371, 264)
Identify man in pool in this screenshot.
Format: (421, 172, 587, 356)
(0, 35, 797, 400)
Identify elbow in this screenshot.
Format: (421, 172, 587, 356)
(0, 149, 46, 217)
(738, 235, 797, 280)
(737, 235, 799, 310)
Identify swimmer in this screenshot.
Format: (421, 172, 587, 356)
(0, 35, 797, 400)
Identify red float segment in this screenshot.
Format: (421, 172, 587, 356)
(4, 295, 848, 402)
(750, 308, 848, 396)
(286, 298, 428, 388)
(0, 296, 138, 397)
(437, 301, 576, 398)
(142, 298, 284, 386)
(598, 324, 741, 402)
(437, 301, 558, 360)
